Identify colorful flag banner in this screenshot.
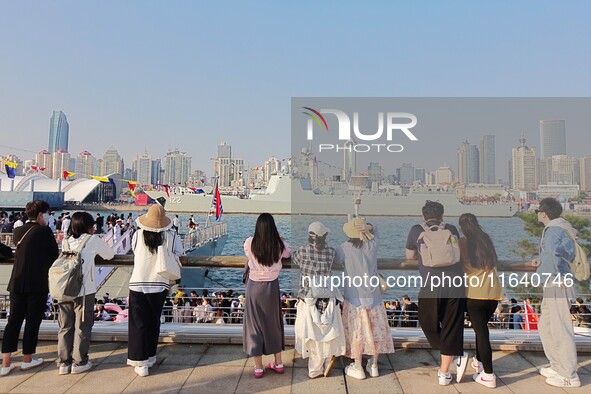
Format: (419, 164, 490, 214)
(91, 175, 110, 183)
(63, 171, 77, 180)
(4, 161, 17, 179)
(524, 302, 539, 331)
(213, 183, 223, 221)
(127, 181, 137, 197)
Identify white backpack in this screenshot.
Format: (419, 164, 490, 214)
(417, 222, 460, 268)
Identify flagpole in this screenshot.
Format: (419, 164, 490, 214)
(205, 176, 218, 228)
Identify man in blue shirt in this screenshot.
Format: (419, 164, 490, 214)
(533, 197, 580, 388)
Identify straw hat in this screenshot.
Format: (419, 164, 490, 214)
(136, 204, 172, 232)
(343, 217, 374, 241)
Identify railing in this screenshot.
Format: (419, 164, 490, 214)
(103, 228, 133, 254)
(180, 222, 227, 251)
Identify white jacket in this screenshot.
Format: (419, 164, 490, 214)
(63, 234, 115, 297)
(129, 229, 184, 293)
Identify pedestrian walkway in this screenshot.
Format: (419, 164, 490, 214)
(0, 341, 589, 393)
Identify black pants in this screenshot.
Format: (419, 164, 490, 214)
(1, 291, 47, 354)
(418, 292, 465, 356)
(127, 290, 167, 365)
(466, 299, 498, 374)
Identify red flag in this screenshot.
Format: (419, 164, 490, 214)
(127, 181, 137, 197)
(163, 185, 170, 197)
(31, 165, 38, 171)
(214, 184, 223, 221)
(40, 167, 46, 171)
(524, 302, 538, 331)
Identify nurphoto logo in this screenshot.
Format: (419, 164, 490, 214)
(303, 107, 418, 153)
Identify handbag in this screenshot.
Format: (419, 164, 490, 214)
(157, 232, 182, 281)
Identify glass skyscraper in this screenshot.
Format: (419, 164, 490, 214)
(48, 110, 69, 153)
(539, 120, 566, 159)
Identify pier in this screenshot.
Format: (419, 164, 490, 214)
(0, 340, 589, 393)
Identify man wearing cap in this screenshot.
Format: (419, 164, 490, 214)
(293, 221, 345, 379)
(405, 200, 468, 385)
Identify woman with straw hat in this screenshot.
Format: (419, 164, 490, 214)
(126, 204, 183, 377)
(339, 217, 394, 380)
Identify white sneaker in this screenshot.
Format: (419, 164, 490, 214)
(1, 364, 16, 376)
(454, 352, 468, 383)
(366, 360, 379, 377)
(71, 361, 92, 374)
(545, 373, 581, 388)
(20, 358, 43, 370)
(345, 363, 366, 380)
(135, 366, 149, 377)
(471, 356, 483, 373)
(438, 369, 452, 386)
(473, 371, 497, 388)
(58, 364, 71, 375)
(539, 367, 559, 378)
(148, 356, 157, 368)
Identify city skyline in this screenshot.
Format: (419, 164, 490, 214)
(0, 2, 590, 176)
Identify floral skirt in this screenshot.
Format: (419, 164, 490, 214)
(342, 300, 395, 359)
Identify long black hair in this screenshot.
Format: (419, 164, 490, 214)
(459, 213, 497, 270)
(250, 213, 284, 267)
(143, 230, 163, 255)
(68, 212, 95, 238)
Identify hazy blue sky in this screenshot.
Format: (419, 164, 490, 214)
(1, 1, 590, 180)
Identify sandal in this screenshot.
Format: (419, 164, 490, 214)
(267, 362, 284, 374)
(254, 368, 264, 378)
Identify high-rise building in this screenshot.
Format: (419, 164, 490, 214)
(75, 151, 95, 178)
(427, 166, 454, 186)
(396, 163, 415, 185)
(264, 157, 281, 182)
(35, 150, 53, 178)
(548, 155, 579, 185)
(163, 149, 192, 185)
(133, 153, 153, 185)
(579, 157, 591, 191)
(368, 162, 382, 182)
(213, 143, 245, 187)
(52, 149, 71, 180)
(48, 111, 69, 153)
(511, 136, 537, 191)
(218, 142, 231, 158)
(151, 159, 162, 185)
(414, 168, 426, 184)
(539, 120, 566, 159)
(457, 140, 479, 183)
(101, 148, 124, 176)
(479, 135, 496, 184)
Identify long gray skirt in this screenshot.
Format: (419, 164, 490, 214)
(243, 279, 285, 356)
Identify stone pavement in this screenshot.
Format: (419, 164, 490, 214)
(0, 341, 589, 393)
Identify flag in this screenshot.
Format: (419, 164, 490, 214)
(213, 183, 223, 221)
(162, 184, 170, 197)
(127, 181, 137, 197)
(63, 171, 76, 180)
(31, 165, 38, 172)
(91, 175, 110, 182)
(5, 161, 17, 179)
(524, 302, 539, 331)
(40, 167, 46, 171)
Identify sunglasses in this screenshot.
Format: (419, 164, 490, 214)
(535, 209, 544, 214)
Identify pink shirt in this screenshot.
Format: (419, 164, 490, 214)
(244, 236, 291, 282)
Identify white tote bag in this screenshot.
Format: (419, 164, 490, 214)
(157, 233, 182, 281)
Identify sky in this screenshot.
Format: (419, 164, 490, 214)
(0, 1, 590, 181)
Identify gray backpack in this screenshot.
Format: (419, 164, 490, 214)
(49, 235, 91, 302)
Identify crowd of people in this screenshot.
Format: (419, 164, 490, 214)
(0, 197, 585, 388)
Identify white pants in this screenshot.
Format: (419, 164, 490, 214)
(538, 286, 578, 378)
